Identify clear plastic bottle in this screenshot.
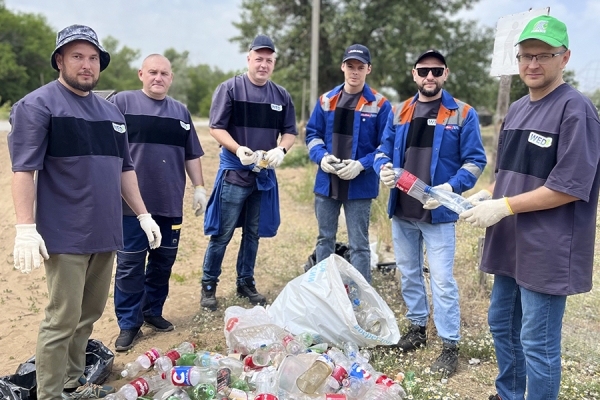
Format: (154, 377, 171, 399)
(355, 307, 386, 336)
(121, 348, 163, 378)
(217, 356, 245, 378)
(167, 366, 204, 387)
(345, 282, 362, 311)
(296, 354, 335, 394)
(253, 366, 279, 400)
(424, 185, 473, 214)
(155, 343, 195, 373)
(106, 374, 167, 400)
(278, 331, 307, 355)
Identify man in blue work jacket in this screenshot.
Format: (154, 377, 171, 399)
(306, 44, 391, 283)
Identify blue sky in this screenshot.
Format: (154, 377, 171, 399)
(6, 0, 600, 92)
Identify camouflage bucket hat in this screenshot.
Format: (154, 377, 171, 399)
(51, 24, 111, 71)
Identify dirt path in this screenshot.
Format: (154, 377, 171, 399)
(0, 126, 318, 380)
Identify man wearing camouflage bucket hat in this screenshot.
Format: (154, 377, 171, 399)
(8, 24, 162, 400)
(460, 15, 600, 400)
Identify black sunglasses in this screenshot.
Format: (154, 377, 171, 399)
(416, 67, 445, 77)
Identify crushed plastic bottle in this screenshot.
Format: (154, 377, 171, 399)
(253, 366, 279, 399)
(122, 348, 163, 378)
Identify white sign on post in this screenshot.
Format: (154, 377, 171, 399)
(490, 7, 550, 77)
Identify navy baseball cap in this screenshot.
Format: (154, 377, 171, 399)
(414, 49, 447, 67)
(51, 24, 110, 71)
(342, 44, 371, 64)
(249, 35, 276, 52)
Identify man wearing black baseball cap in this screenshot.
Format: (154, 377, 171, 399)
(375, 48, 486, 376)
(8, 24, 161, 400)
(200, 34, 297, 310)
(305, 44, 391, 283)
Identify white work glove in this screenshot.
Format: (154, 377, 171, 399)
(338, 159, 364, 180)
(459, 197, 514, 228)
(137, 214, 162, 249)
(423, 183, 453, 210)
(13, 224, 49, 274)
(320, 154, 341, 174)
(466, 189, 493, 206)
(193, 186, 207, 217)
(380, 163, 396, 189)
(236, 146, 258, 166)
(265, 147, 285, 168)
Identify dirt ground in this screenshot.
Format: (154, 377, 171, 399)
(0, 125, 323, 385)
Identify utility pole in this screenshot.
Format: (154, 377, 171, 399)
(309, 0, 320, 112)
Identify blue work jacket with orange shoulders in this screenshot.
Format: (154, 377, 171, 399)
(373, 90, 487, 223)
(306, 82, 391, 200)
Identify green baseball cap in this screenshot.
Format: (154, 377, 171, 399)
(516, 15, 569, 49)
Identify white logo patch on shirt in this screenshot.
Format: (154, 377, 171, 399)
(271, 104, 283, 112)
(180, 121, 191, 130)
(528, 131, 552, 148)
(112, 123, 126, 133)
(427, 119, 436, 126)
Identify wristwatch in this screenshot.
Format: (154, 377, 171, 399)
(278, 146, 287, 154)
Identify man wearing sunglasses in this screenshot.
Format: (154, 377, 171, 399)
(374, 49, 486, 376)
(461, 16, 600, 400)
(305, 44, 391, 283)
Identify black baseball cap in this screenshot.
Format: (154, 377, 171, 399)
(342, 44, 371, 64)
(51, 24, 110, 71)
(249, 35, 276, 52)
(414, 49, 447, 67)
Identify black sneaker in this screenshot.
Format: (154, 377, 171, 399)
(62, 376, 115, 399)
(236, 277, 266, 305)
(431, 343, 459, 376)
(200, 281, 218, 311)
(115, 328, 142, 352)
(144, 315, 174, 332)
(395, 324, 427, 352)
(488, 395, 502, 400)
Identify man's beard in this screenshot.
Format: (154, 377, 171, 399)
(62, 71, 99, 92)
(418, 81, 442, 98)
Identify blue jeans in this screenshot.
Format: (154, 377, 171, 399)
(202, 181, 262, 285)
(115, 215, 181, 330)
(391, 216, 459, 343)
(314, 194, 373, 283)
(489, 275, 566, 400)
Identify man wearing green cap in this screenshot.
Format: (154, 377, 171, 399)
(460, 15, 600, 400)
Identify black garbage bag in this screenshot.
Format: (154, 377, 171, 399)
(303, 242, 351, 272)
(0, 339, 114, 400)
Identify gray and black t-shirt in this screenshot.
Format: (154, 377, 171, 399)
(396, 98, 441, 221)
(330, 90, 361, 200)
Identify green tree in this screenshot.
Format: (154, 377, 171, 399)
(231, 0, 495, 115)
(0, 0, 56, 105)
(164, 48, 192, 106)
(187, 65, 231, 117)
(95, 36, 141, 92)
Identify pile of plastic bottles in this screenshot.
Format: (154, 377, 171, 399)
(108, 334, 407, 400)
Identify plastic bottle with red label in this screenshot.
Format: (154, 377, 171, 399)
(155, 342, 196, 373)
(105, 374, 167, 400)
(121, 348, 163, 378)
(252, 367, 279, 400)
(167, 366, 203, 387)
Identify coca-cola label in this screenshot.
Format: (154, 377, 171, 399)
(129, 378, 150, 396)
(165, 350, 180, 363)
(395, 170, 418, 192)
(225, 317, 239, 332)
(376, 374, 394, 387)
(170, 366, 193, 386)
(254, 394, 278, 400)
(331, 365, 348, 383)
(144, 348, 160, 364)
(349, 363, 371, 380)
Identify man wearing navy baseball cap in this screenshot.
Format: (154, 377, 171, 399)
(8, 24, 161, 400)
(305, 44, 390, 284)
